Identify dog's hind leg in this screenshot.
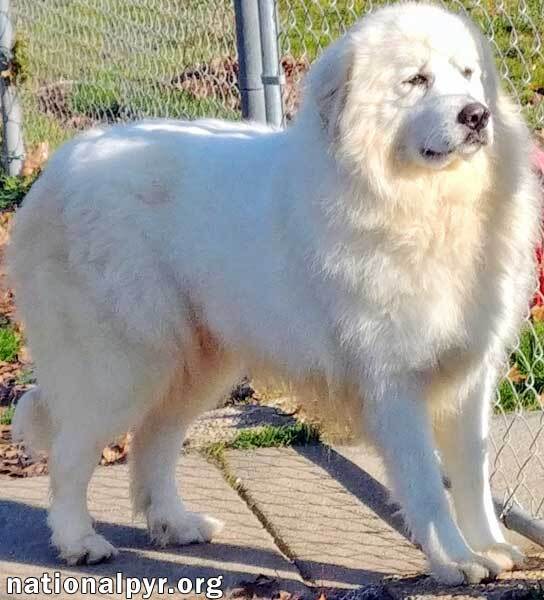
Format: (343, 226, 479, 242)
(130, 355, 240, 547)
(44, 336, 191, 564)
(434, 366, 525, 571)
(22, 277, 176, 565)
(48, 426, 118, 565)
(130, 396, 224, 547)
(43, 344, 161, 565)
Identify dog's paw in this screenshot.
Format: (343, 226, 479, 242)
(147, 507, 224, 547)
(480, 543, 526, 572)
(59, 533, 119, 566)
(431, 553, 503, 585)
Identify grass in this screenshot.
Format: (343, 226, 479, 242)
(69, 76, 238, 123)
(15, 0, 239, 150)
(22, 108, 73, 151)
(279, 0, 544, 127)
(203, 422, 321, 461)
(12, 0, 543, 154)
(0, 327, 20, 363)
(0, 405, 14, 425)
(230, 421, 321, 448)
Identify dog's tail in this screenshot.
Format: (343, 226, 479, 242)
(12, 386, 52, 454)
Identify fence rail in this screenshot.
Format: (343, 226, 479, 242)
(6, 0, 544, 538)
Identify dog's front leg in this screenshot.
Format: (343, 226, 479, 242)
(434, 364, 525, 571)
(365, 376, 502, 584)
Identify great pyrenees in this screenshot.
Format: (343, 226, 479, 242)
(9, 1, 540, 586)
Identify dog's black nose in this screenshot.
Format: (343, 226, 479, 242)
(457, 102, 490, 132)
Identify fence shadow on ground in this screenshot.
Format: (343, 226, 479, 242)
(295, 444, 407, 540)
(0, 498, 394, 593)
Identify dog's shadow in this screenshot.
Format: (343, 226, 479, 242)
(1, 440, 541, 597)
(0, 500, 308, 592)
(2, 501, 542, 599)
(0, 498, 400, 593)
(0, 444, 415, 594)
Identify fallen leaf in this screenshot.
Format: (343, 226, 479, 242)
(531, 304, 544, 321)
(508, 364, 526, 384)
(21, 141, 49, 177)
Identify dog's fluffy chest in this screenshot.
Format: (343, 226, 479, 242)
(323, 191, 488, 370)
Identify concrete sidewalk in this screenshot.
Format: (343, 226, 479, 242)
(0, 453, 306, 599)
(1, 417, 544, 599)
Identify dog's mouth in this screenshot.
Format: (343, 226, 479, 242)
(421, 132, 489, 162)
(420, 147, 454, 160)
(460, 130, 489, 151)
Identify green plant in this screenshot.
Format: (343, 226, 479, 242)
(497, 319, 544, 412)
(0, 327, 21, 363)
(231, 422, 321, 449)
(11, 34, 31, 85)
(0, 174, 36, 211)
(203, 421, 321, 461)
(0, 405, 14, 425)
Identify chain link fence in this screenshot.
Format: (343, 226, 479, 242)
(9, 0, 240, 172)
(5, 0, 544, 531)
(279, 0, 544, 128)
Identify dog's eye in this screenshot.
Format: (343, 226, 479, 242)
(463, 67, 473, 79)
(405, 73, 429, 87)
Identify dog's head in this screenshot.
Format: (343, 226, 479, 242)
(302, 3, 501, 173)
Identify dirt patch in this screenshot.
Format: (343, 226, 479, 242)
(172, 55, 309, 121)
(37, 80, 99, 130)
(172, 56, 241, 111)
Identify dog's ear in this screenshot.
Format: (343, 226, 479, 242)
(305, 37, 354, 139)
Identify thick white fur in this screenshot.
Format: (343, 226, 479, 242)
(9, 2, 540, 584)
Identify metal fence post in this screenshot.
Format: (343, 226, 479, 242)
(258, 0, 284, 127)
(233, 0, 266, 123)
(494, 498, 544, 548)
(0, 0, 23, 176)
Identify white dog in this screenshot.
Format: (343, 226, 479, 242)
(9, 2, 541, 585)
